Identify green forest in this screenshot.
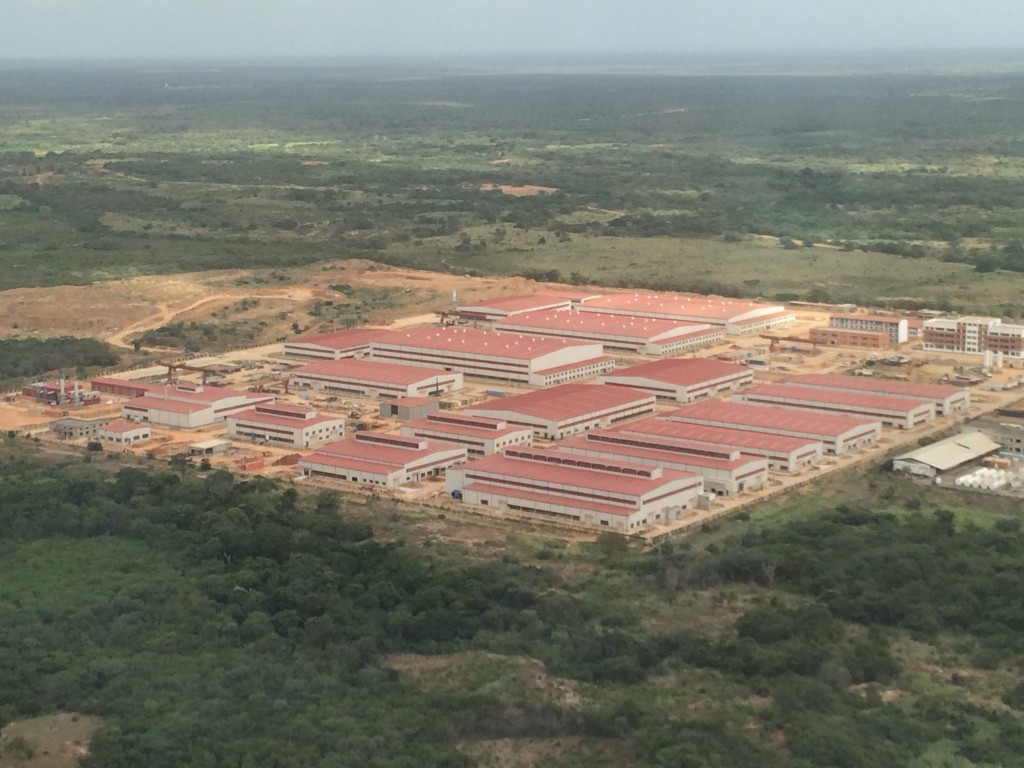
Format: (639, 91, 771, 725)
(3, 447, 1024, 767)
(0, 337, 120, 386)
(4, 61, 1024, 310)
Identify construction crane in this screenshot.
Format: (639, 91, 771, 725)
(163, 361, 219, 386)
(759, 335, 819, 354)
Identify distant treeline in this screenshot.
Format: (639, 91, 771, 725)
(0, 337, 120, 384)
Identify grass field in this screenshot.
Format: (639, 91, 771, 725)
(4, 59, 1024, 312)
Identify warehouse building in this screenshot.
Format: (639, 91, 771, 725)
(494, 309, 723, 355)
(733, 383, 936, 430)
(598, 358, 753, 403)
(665, 401, 882, 455)
(90, 377, 153, 399)
(289, 359, 464, 399)
(577, 292, 794, 335)
(456, 291, 599, 322)
(50, 416, 109, 439)
(98, 421, 151, 447)
(923, 316, 1024, 358)
(445, 447, 703, 532)
(299, 432, 467, 488)
(465, 383, 656, 440)
(283, 327, 395, 361)
(379, 397, 441, 421)
(560, 429, 769, 497)
(892, 432, 1001, 478)
(227, 403, 345, 448)
(401, 412, 533, 456)
(784, 373, 970, 416)
(809, 327, 892, 350)
(370, 327, 614, 386)
(829, 314, 910, 344)
(121, 384, 274, 429)
(619, 417, 823, 472)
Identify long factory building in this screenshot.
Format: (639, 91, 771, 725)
(289, 358, 464, 399)
(784, 373, 970, 416)
(370, 327, 614, 386)
(828, 314, 910, 344)
(299, 432, 467, 488)
(665, 401, 882, 455)
(617, 417, 823, 472)
(493, 309, 723, 355)
(576, 292, 795, 335)
(598, 358, 752, 403)
(227, 403, 345, 448)
(283, 327, 395, 361)
(456, 291, 600, 322)
(446, 447, 704, 532)
(400, 412, 533, 456)
(98, 381, 275, 429)
(560, 429, 769, 497)
(733, 383, 936, 430)
(465, 383, 657, 440)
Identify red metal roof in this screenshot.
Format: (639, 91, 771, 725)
(289, 327, 395, 349)
(623, 417, 821, 453)
(786, 373, 966, 402)
(306, 435, 463, 470)
(124, 396, 211, 414)
(532, 355, 614, 377)
(292, 358, 456, 385)
(404, 415, 530, 440)
(495, 309, 715, 342)
(463, 482, 636, 517)
(459, 449, 697, 495)
(561, 434, 760, 472)
(741, 383, 932, 413)
(377, 327, 598, 360)
(601, 358, 750, 387)
(228, 408, 344, 429)
(146, 384, 259, 404)
(667, 400, 879, 437)
(468, 383, 652, 423)
(457, 292, 588, 315)
(580, 292, 789, 324)
(100, 420, 150, 434)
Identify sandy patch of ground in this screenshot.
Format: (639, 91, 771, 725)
(480, 184, 558, 197)
(0, 713, 103, 768)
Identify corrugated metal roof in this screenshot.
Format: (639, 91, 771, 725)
(602, 358, 750, 387)
(894, 432, 1001, 471)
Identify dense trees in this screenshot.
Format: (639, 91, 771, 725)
(3, 455, 1024, 766)
(0, 337, 120, 384)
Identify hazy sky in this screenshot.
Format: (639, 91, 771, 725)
(4, 0, 1024, 60)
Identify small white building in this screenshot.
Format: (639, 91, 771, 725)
(98, 421, 151, 447)
(227, 403, 345, 448)
(892, 432, 1001, 478)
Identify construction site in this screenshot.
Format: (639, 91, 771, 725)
(4, 275, 1024, 540)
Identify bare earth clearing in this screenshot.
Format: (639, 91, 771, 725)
(0, 713, 103, 768)
(0, 260, 561, 345)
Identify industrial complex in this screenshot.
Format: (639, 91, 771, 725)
(7, 285, 1023, 538)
